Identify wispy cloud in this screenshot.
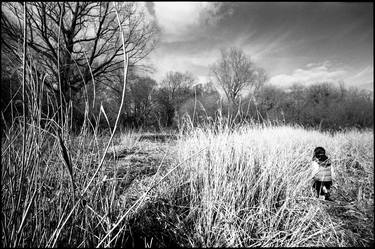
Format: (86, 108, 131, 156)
(346, 66, 374, 90)
(269, 62, 347, 88)
(149, 47, 218, 83)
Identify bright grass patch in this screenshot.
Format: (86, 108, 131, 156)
(154, 125, 374, 247)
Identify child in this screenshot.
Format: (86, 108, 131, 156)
(311, 147, 335, 201)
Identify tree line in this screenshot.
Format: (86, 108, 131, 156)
(1, 2, 373, 134)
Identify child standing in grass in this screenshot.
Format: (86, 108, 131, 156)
(311, 147, 335, 201)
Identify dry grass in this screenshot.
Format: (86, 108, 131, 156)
(1, 119, 374, 247)
(153, 124, 374, 247)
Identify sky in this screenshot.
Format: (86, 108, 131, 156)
(140, 2, 373, 91)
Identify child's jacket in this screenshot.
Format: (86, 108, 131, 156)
(312, 158, 334, 182)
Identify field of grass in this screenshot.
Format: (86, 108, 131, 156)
(158, 125, 374, 247)
(1, 123, 373, 247)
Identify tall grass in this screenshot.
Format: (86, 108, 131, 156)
(2, 88, 373, 247)
(1, 107, 145, 247)
(1, 4, 141, 247)
(154, 124, 374, 247)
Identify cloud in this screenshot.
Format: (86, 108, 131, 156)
(348, 66, 373, 82)
(269, 62, 347, 88)
(306, 61, 332, 69)
(346, 66, 374, 90)
(148, 47, 219, 83)
(153, 2, 229, 42)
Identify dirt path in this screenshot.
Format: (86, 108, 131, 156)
(104, 134, 178, 208)
(100, 134, 183, 247)
(321, 194, 374, 246)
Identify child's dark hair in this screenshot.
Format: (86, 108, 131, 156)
(313, 146, 328, 162)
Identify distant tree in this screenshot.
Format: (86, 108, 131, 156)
(157, 71, 196, 126)
(160, 71, 195, 104)
(255, 85, 286, 120)
(127, 75, 156, 127)
(87, 69, 157, 129)
(151, 88, 174, 128)
(305, 83, 338, 106)
(264, 82, 374, 130)
(210, 47, 267, 106)
(178, 83, 221, 126)
(283, 83, 306, 124)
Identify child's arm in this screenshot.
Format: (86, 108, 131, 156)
(311, 160, 319, 178)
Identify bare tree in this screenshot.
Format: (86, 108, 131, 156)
(160, 71, 195, 103)
(210, 47, 267, 105)
(1, 2, 159, 104)
(155, 71, 196, 126)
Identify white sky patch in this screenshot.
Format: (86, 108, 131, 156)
(149, 54, 195, 82)
(153, 2, 224, 42)
(269, 62, 347, 88)
(149, 47, 220, 83)
(346, 65, 374, 90)
(306, 60, 332, 69)
(245, 31, 293, 61)
(197, 75, 212, 84)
